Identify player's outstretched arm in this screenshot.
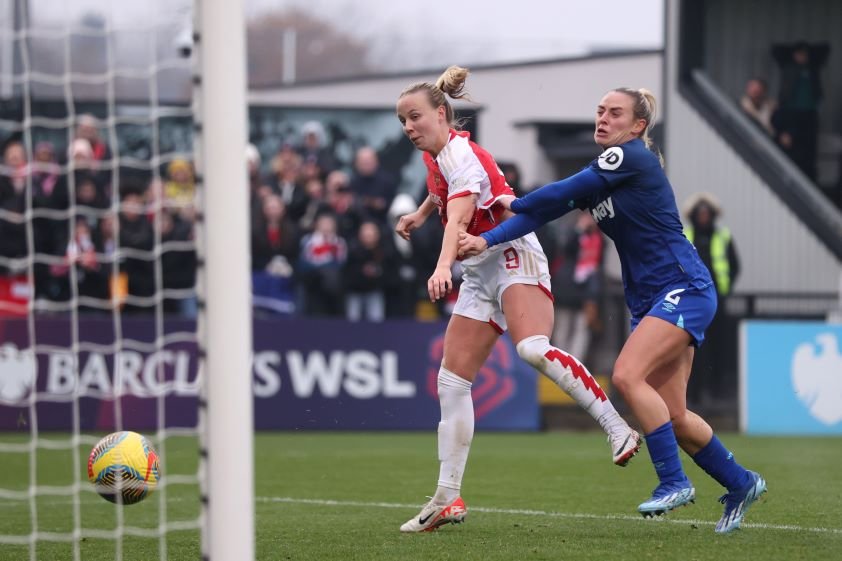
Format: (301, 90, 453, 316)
(510, 168, 604, 215)
(476, 211, 552, 249)
(464, 168, 605, 251)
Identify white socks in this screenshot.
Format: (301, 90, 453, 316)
(430, 340, 625, 504)
(515, 335, 626, 436)
(432, 367, 473, 505)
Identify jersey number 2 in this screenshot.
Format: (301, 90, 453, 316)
(503, 248, 520, 270)
(665, 288, 685, 305)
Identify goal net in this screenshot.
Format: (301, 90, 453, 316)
(0, 0, 253, 559)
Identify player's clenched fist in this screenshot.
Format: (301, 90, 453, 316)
(427, 265, 452, 302)
(395, 211, 426, 240)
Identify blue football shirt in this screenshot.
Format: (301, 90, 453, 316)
(579, 138, 712, 315)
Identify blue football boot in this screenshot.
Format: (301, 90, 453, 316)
(715, 471, 767, 534)
(638, 479, 696, 518)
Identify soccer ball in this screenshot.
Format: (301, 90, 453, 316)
(87, 431, 160, 505)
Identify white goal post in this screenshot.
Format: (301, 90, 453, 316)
(0, 0, 254, 557)
(194, 1, 254, 560)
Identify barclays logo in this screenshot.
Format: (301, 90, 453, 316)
(0, 343, 35, 405)
(791, 333, 842, 425)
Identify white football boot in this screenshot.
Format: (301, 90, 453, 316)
(610, 426, 642, 467)
(400, 496, 467, 532)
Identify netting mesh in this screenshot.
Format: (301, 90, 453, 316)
(0, 1, 203, 559)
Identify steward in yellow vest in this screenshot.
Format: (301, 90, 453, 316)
(682, 193, 740, 297)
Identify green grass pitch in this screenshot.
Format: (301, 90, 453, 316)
(1, 431, 841, 560)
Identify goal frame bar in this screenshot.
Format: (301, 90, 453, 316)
(195, 1, 254, 559)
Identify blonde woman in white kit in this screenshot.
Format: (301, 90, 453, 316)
(395, 66, 641, 533)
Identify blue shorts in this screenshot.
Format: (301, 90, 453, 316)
(630, 281, 717, 346)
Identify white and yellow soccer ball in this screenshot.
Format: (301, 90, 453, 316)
(87, 431, 160, 505)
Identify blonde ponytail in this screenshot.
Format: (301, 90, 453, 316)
(613, 87, 664, 167)
(399, 65, 472, 129)
(435, 66, 471, 101)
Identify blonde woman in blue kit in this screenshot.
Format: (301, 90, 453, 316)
(460, 87, 767, 533)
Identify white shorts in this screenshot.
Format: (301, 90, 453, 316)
(452, 232, 552, 333)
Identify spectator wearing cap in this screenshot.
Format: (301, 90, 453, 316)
(385, 193, 421, 317)
(683, 193, 740, 406)
(246, 143, 269, 199)
(247, 142, 285, 218)
(297, 120, 338, 177)
(164, 158, 196, 214)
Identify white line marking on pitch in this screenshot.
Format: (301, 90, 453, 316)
(2, 495, 839, 536)
(257, 496, 842, 536)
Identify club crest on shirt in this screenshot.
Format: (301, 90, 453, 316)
(598, 147, 624, 171)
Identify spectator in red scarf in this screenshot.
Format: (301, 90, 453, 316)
(296, 212, 347, 316)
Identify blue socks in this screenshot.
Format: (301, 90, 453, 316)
(645, 421, 688, 485)
(646, 425, 752, 492)
(692, 435, 752, 492)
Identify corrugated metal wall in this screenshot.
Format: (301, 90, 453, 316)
(665, 0, 841, 293)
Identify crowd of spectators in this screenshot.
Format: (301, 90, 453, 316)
(0, 116, 199, 318)
(0, 117, 444, 322)
(247, 121, 439, 320)
(9, 42, 832, 327)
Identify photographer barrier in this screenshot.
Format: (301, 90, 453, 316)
(0, 317, 539, 431)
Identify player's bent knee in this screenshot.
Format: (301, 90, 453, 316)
(515, 335, 551, 369)
(611, 355, 649, 394)
(610, 366, 636, 396)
